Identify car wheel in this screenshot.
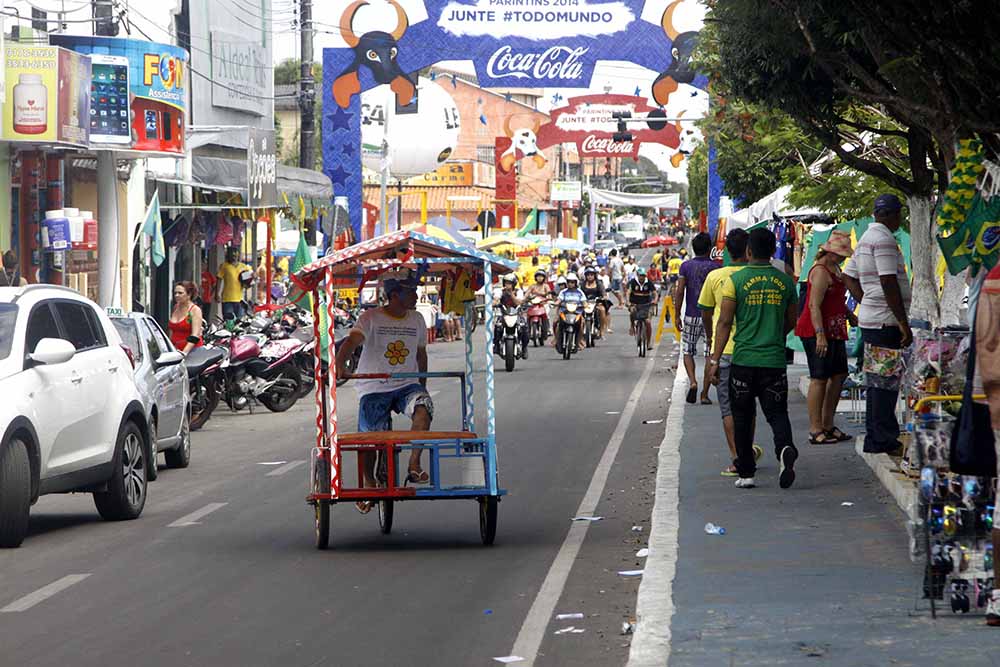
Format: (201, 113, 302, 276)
(0, 438, 31, 548)
(147, 420, 159, 481)
(164, 411, 191, 469)
(93, 421, 147, 521)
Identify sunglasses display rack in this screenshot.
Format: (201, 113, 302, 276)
(912, 409, 996, 618)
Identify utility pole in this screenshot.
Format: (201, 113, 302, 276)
(299, 0, 315, 170)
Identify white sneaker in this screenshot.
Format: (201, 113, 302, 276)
(734, 477, 756, 489)
(987, 590, 1000, 626)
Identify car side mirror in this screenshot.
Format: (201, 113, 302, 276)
(28, 338, 76, 366)
(155, 351, 185, 367)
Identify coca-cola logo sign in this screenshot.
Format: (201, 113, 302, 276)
(535, 93, 681, 159)
(485, 45, 588, 82)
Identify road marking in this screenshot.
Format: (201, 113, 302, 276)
(510, 337, 664, 666)
(265, 460, 306, 477)
(168, 502, 228, 527)
(627, 348, 686, 667)
(1, 574, 91, 612)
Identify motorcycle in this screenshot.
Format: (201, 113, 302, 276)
(526, 296, 550, 347)
(555, 301, 582, 360)
(494, 303, 526, 373)
(185, 346, 225, 431)
(210, 327, 304, 413)
(582, 299, 599, 348)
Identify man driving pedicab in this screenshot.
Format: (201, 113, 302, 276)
(335, 273, 433, 513)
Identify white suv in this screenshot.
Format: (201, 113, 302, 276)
(0, 285, 154, 547)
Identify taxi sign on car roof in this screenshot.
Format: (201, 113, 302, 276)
(105, 307, 126, 318)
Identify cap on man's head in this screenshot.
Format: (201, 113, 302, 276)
(874, 194, 903, 215)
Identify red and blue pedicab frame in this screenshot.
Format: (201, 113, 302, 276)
(294, 230, 517, 506)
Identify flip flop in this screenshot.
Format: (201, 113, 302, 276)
(406, 469, 430, 485)
(700, 397, 713, 405)
(809, 431, 837, 445)
(752, 445, 764, 461)
(686, 387, 697, 404)
(721, 465, 738, 477)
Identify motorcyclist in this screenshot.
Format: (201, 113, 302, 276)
(525, 269, 554, 339)
(580, 266, 607, 340)
(626, 266, 656, 346)
(554, 273, 586, 352)
(494, 274, 528, 351)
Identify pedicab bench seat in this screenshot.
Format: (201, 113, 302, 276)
(337, 431, 479, 445)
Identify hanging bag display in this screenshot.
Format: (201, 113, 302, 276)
(949, 317, 996, 477)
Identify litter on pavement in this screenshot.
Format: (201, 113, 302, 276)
(256, 461, 287, 465)
(621, 621, 634, 635)
(704, 522, 726, 535)
(841, 502, 855, 506)
(572, 516, 604, 522)
(618, 569, 644, 576)
(493, 657, 524, 664)
(631, 525, 644, 532)
(554, 626, 585, 635)
(636, 548, 650, 558)
(642, 419, 664, 424)
(606, 411, 621, 415)
(556, 613, 585, 620)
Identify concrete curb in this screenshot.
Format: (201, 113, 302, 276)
(853, 436, 918, 520)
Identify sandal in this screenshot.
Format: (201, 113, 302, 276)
(809, 431, 837, 445)
(752, 445, 764, 461)
(686, 387, 697, 404)
(700, 397, 713, 405)
(721, 465, 738, 477)
(356, 501, 373, 514)
(827, 427, 853, 442)
(406, 468, 430, 485)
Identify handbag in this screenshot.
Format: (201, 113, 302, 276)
(949, 316, 997, 476)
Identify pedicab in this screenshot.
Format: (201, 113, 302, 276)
(294, 230, 518, 549)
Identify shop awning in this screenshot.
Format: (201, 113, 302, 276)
(188, 156, 333, 203)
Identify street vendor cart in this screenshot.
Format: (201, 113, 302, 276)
(294, 230, 517, 549)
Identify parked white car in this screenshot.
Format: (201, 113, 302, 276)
(110, 312, 191, 480)
(0, 285, 154, 548)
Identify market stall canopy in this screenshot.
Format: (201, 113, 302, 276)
(588, 188, 681, 209)
(477, 234, 535, 250)
(295, 229, 517, 288)
(402, 221, 473, 247)
(729, 185, 826, 229)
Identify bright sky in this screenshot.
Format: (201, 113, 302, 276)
(7, 0, 705, 180)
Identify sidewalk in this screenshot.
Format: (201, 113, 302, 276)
(632, 363, 1000, 666)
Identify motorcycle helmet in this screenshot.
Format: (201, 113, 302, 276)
(583, 266, 597, 276)
(556, 276, 567, 287)
(566, 272, 579, 284)
(534, 269, 547, 280)
(502, 274, 518, 285)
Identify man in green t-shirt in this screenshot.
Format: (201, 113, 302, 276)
(709, 227, 799, 489)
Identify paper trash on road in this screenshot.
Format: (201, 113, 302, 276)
(642, 419, 664, 424)
(618, 570, 644, 576)
(606, 411, 621, 415)
(493, 657, 525, 664)
(621, 621, 634, 635)
(257, 461, 287, 465)
(556, 613, 585, 620)
(841, 502, 855, 506)
(572, 516, 604, 522)
(631, 525, 644, 532)
(554, 626, 578, 634)
(636, 548, 650, 558)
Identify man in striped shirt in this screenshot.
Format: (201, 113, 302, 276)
(842, 194, 912, 454)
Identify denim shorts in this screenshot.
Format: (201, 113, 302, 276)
(611, 279, 622, 291)
(358, 384, 434, 432)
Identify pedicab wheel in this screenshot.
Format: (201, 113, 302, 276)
(479, 496, 498, 546)
(314, 501, 330, 550)
(378, 500, 394, 535)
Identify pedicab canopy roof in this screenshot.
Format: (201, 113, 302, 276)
(295, 229, 517, 290)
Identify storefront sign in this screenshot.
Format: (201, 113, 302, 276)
(536, 94, 680, 158)
(551, 180, 583, 202)
(51, 35, 189, 154)
(405, 163, 474, 187)
(210, 32, 267, 117)
(247, 127, 278, 208)
(2, 45, 91, 146)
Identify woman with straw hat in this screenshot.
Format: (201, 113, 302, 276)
(795, 230, 857, 445)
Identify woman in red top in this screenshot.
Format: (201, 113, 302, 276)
(795, 231, 856, 444)
(169, 281, 204, 355)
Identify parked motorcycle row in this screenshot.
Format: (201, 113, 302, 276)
(188, 302, 360, 431)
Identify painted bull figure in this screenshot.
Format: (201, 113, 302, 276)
(499, 117, 547, 173)
(652, 0, 699, 108)
(333, 0, 416, 109)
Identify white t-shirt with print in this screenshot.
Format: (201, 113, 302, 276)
(843, 222, 912, 328)
(354, 308, 427, 398)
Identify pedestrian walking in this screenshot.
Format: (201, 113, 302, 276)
(216, 247, 251, 321)
(975, 262, 1000, 625)
(0, 250, 26, 287)
(842, 194, 912, 454)
(675, 232, 719, 405)
(608, 249, 625, 307)
(795, 230, 856, 445)
(710, 227, 799, 489)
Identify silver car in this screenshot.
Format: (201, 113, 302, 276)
(110, 312, 191, 480)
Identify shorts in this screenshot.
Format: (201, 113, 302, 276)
(629, 303, 652, 323)
(359, 384, 434, 432)
(801, 337, 849, 380)
(717, 355, 733, 418)
(611, 279, 622, 292)
(681, 315, 706, 356)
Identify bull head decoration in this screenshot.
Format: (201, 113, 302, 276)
(333, 0, 415, 109)
(499, 117, 547, 173)
(652, 0, 699, 108)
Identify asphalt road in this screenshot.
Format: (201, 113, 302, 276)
(0, 276, 674, 667)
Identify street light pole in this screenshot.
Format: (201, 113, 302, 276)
(298, 0, 315, 170)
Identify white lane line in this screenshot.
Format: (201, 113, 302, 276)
(1, 574, 91, 612)
(168, 502, 228, 527)
(627, 349, 686, 667)
(510, 338, 664, 666)
(265, 460, 306, 477)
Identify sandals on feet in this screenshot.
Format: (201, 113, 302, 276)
(827, 427, 853, 442)
(721, 465, 738, 477)
(686, 387, 697, 404)
(809, 431, 837, 445)
(406, 468, 430, 485)
(700, 397, 713, 405)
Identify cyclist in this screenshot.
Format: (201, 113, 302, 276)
(581, 266, 607, 340)
(627, 266, 655, 346)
